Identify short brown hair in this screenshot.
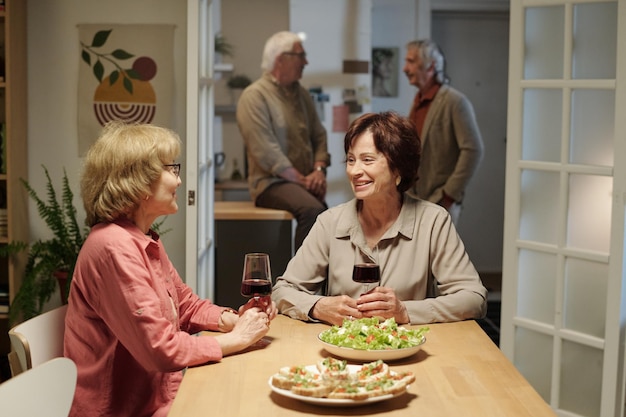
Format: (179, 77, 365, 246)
(81, 121, 182, 226)
(343, 111, 420, 193)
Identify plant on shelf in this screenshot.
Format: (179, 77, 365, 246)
(227, 74, 252, 90)
(227, 74, 252, 105)
(215, 33, 234, 59)
(0, 166, 88, 324)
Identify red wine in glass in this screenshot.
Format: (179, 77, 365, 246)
(352, 263, 381, 284)
(240, 253, 272, 310)
(241, 275, 273, 297)
(353, 264, 380, 294)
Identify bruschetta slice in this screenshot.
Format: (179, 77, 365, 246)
(355, 360, 389, 382)
(271, 365, 319, 390)
(316, 357, 350, 382)
(291, 379, 334, 398)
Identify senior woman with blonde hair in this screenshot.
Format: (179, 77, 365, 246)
(272, 111, 487, 326)
(64, 121, 277, 417)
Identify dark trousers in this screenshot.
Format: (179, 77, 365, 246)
(256, 182, 327, 251)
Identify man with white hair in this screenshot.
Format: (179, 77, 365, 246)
(237, 31, 330, 251)
(403, 39, 484, 225)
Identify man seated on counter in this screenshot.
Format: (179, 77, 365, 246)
(236, 30, 330, 252)
(271, 111, 487, 326)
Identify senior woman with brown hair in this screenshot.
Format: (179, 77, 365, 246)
(64, 121, 277, 417)
(272, 111, 487, 326)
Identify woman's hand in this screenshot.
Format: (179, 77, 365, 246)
(216, 307, 270, 356)
(356, 287, 410, 324)
(239, 296, 278, 321)
(310, 295, 363, 326)
(218, 309, 239, 332)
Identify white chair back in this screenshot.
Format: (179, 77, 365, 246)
(0, 357, 77, 417)
(8, 304, 68, 376)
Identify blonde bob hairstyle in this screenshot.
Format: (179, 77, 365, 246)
(81, 121, 182, 227)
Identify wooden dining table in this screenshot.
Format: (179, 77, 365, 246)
(168, 315, 556, 417)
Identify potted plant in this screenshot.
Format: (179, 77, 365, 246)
(214, 33, 234, 60)
(227, 74, 252, 104)
(1, 166, 88, 324)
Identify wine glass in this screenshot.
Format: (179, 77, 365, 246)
(352, 245, 380, 294)
(240, 252, 272, 310)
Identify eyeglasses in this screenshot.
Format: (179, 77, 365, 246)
(282, 52, 307, 60)
(164, 163, 181, 177)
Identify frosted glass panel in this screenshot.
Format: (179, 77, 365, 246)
(517, 249, 556, 324)
(514, 328, 552, 402)
(560, 341, 602, 416)
(520, 170, 559, 244)
(567, 174, 612, 253)
(570, 89, 615, 166)
(524, 6, 564, 79)
(563, 258, 607, 338)
(572, 2, 617, 79)
(522, 89, 562, 162)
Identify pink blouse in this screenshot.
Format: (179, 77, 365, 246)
(64, 219, 226, 417)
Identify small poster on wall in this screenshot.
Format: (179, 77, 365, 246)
(372, 47, 399, 97)
(77, 24, 175, 155)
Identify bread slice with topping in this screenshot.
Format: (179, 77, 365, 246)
(354, 360, 389, 382)
(291, 379, 334, 398)
(316, 357, 350, 382)
(271, 365, 319, 390)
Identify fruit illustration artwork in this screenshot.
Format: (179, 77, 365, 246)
(81, 29, 157, 126)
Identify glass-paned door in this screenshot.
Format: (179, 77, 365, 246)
(502, 1, 626, 416)
(186, 0, 215, 299)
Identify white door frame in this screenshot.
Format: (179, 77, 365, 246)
(186, 0, 216, 300)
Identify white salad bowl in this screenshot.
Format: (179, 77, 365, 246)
(317, 333, 426, 361)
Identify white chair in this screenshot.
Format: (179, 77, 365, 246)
(0, 357, 77, 417)
(8, 304, 68, 376)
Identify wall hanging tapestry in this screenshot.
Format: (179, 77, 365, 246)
(77, 24, 175, 154)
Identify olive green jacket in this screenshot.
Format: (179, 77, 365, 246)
(409, 85, 484, 204)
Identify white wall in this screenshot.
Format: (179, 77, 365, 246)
(214, 0, 289, 183)
(290, 0, 372, 208)
(371, 0, 428, 115)
(27, 1, 188, 278)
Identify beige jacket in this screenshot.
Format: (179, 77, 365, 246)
(409, 85, 484, 203)
(272, 194, 487, 324)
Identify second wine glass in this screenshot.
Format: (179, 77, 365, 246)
(352, 245, 380, 294)
(240, 252, 272, 309)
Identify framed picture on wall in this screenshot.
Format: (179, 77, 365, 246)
(372, 47, 399, 97)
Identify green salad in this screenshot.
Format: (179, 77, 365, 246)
(319, 317, 428, 350)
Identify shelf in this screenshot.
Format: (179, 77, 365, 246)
(1, 0, 28, 342)
(215, 105, 236, 115)
(214, 179, 247, 190)
(214, 63, 234, 72)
